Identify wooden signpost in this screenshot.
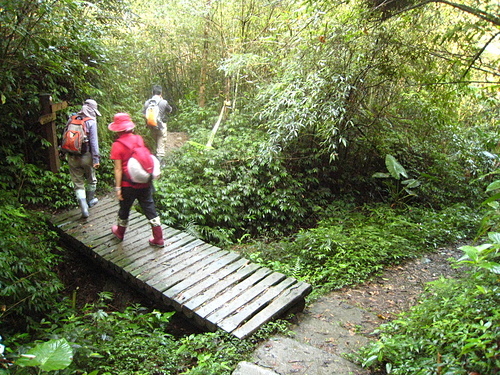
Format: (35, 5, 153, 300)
(39, 94, 68, 172)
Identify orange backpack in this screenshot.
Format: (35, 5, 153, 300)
(61, 115, 91, 154)
(145, 99, 159, 127)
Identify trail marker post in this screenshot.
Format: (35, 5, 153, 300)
(39, 94, 67, 172)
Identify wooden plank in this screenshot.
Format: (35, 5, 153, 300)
(54, 195, 150, 228)
(145, 244, 222, 288)
(107, 227, 185, 266)
(55, 205, 122, 234)
(115, 245, 155, 274)
(121, 235, 202, 275)
(52, 209, 83, 227)
(100, 227, 182, 264)
(125, 240, 210, 299)
(192, 266, 272, 322)
(91, 226, 166, 276)
(129, 239, 206, 279)
(140, 242, 214, 286)
(38, 112, 56, 125)
(203, 272, 286, 330)
(166, 256, 254, 314)
(131, 238, 206, 276)
(39, 95, 62, 172)
(182, 262, 261, 317)
(51, 195, 117, 226)
(99, 225, 182, 258)
(72, 204, 140, 233)
(93, 233, 146, 263)
(165, 252, 242, 301)
(114, 239, 176, 270)
(218, 277, 297, 333)
(87, 222, 169, 254)
(49, 195, 312, 338)
(172, 257, 250, 312)
(231, 282, 312, 339)
(51, 101, 68, 112)
(153, 248, 230, 294)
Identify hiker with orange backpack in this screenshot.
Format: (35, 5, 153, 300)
(141, 85, 172, 163)
(108, 113, 164, 247)
(61, 99, 101, 218)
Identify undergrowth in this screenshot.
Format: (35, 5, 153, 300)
(155, 120, 330, 246)
(356, 179, 500, 375)
(3, 293, 290, 375)
(357, 247, 500, 375)
(237, 202, 480, 298)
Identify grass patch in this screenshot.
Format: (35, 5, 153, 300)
(236, 202, 480, 299)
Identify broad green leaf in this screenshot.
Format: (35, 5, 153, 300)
(486, 201, 499, 209)
(481, 192, 500, 206)
(403, 187, 417, 196)
(487, 232, 500, 244)
(385, 154, 407, 180)
(372, 172, 390, 178)
(480, 261, 500, 274)
(16, 339, 73, 371)
(486, 180, 500, 192)
(458, 245, 480, 262)
(402, 179, 421, 188)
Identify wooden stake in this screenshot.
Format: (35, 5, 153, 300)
(39, 94, 67, 172)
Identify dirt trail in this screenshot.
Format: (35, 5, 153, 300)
(164, 132, 189, 152)
(233, 246, 464, 375)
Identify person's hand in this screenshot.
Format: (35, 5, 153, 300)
(115, 187, 123, 201)
(93, 163, 100, 169)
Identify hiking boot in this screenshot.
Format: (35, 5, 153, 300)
(86, 190, 98, 207)
(111, 218, 128, 241)
(149, 217, 164, 247)
(111, 225, 126, 241)
(75, 189, 89, 218)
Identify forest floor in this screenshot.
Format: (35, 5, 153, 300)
(163, 131, 190, 151)
(57, 132, 467, 373)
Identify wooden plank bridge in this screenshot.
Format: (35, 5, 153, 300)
(49, 195, 312, 339)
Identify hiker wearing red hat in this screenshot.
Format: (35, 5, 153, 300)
(108, 113, 164, 247)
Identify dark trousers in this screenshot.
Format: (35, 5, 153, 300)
(118, 186, 158, 221)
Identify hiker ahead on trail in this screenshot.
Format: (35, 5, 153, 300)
(61, 99, 101, 218)
(108, 113, 165, 248)
(141, 85, 172, 162)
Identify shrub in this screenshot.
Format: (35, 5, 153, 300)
(4, 293, 289, 375)
(357, 180, 500, 374)
(358, 269, 500, 374)
(155, 118, 331, 245)
(238, 202, 480, 298)
(0, 191, 63, 332)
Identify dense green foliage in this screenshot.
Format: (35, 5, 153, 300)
(2, 293, 289, 374)
(0, 0, 127, 208)
(357, 182, 500, 374)
(358, 241, 500, 374)
(238, 202, 480, 298)
(155, 114, 331, 245)
(0, 191, 63, 331)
